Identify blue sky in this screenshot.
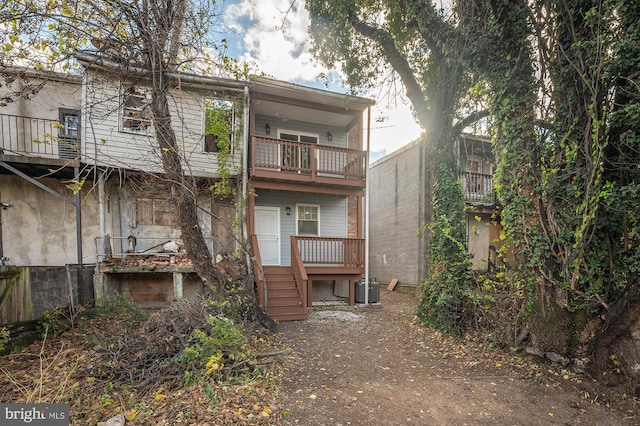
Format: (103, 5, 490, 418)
(219, 0, 422, 160)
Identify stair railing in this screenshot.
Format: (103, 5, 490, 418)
(290, 237, 308, 312)
(250, 234, 267, 308)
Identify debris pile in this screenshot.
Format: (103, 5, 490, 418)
(100, 253, 193, 269)
(79, 298, 255, 394)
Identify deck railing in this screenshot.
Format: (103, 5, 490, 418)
(251, 136, 366, 180)
(0, 113, 80, 160)
(461, 171, 495, 204)
(290, 237, 308, 311)
(250, 234, 267, 308)
(292, 236, 365, 268)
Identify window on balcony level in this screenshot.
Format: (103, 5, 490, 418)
(58, 108, 80, 159)
(279, 130, 318, 169)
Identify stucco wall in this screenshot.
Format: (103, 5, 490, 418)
(0, 175, 100, 266)
(369, 141, 425, 288)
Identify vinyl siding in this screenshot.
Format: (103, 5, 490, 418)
(254, 190, 347, 266)
(81, 71, 242, 177)
(255, 114, 347, 148)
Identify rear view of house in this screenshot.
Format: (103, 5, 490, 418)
(248, 77, 373, 320)
(0, 60, 374, 325)
(368, 133, 510, 295)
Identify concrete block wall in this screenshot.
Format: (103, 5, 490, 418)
(369, 140, 425, 290)
(30, 265, 94, 319)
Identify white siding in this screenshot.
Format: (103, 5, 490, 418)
(81, 72, 242, 178)
(254, 190, 347, 266)
(0, 75, 81, 159)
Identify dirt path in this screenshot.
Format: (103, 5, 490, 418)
(276, 290, 637, 425)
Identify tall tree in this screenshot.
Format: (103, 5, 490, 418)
(306, 0, 640, 369)
(305, 0, 489, 332)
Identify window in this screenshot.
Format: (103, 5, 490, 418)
(204, 98, 235, 153)
(279, 130, 318, 169)
(59, 109, 79, 138)
(58, 108, 80, 159)
(122, 86, 152, 134)
(136, 198, 173, 226)
(297, 205, 319, 236)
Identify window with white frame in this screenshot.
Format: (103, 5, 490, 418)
(122, 85, 152, 134)
(204, 98, 235, 153)
(278, 130, 318, 169)
(297, 204, 319, 236)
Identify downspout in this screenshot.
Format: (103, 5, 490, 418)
(86, 72, 107, 260)
(74, 165, 84, 303)
(242, 85, 250, 268)
(364, 106, 371, 304)
(98, 172, 106, 259)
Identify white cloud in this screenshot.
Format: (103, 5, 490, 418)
(223, 0, 422, 155)
(224, 0, 322, 83)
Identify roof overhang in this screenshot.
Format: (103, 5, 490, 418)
(251, 76, 374, 129)
(73, 51, 248, 92)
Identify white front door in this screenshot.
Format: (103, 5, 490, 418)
(255, 206, 280, 266)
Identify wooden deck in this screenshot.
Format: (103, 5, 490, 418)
(253, 235, 365, 321)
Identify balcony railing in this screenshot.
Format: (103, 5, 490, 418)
(251, 136, 366, 184)
(0, 113, 80, 160)
(461, 171, 495, 204)
(292, 236, 365, 268)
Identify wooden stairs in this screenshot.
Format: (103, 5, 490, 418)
(263, 266, 307, 321)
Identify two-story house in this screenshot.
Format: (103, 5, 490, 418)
(0, 55, 373, 324)
(368, 133, 508, 294)
(248, 77, 373, 320)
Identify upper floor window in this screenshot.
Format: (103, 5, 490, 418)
(59, 109, 79, 138)
(297, 204, 319, 236)
(122, 85, 152, 134)
(204, 98, 235, 153)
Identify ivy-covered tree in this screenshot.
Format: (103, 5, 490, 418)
(305, 0, 490, 333)
(307, 0, 640, 374)
(468, 0, 640, 362)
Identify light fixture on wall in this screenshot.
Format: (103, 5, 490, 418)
(326, 131, 333, 141)
(285, 206, 291, 215)
(265, 123, 271, 135)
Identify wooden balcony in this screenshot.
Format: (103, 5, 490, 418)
(0, 113, 80, 165)
(250, 136, 366, 189)
(461, 171, 496, 204)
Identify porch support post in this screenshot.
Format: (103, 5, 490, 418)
(173, 272, 184, 300)
(307, 279, 313, 309)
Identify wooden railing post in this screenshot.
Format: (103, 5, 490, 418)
(310, 145, 317, 182)
(290, 237, 308, 311)
(250, 234, 266, 307)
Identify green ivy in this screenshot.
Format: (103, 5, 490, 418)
(417, 163, 485, 335)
